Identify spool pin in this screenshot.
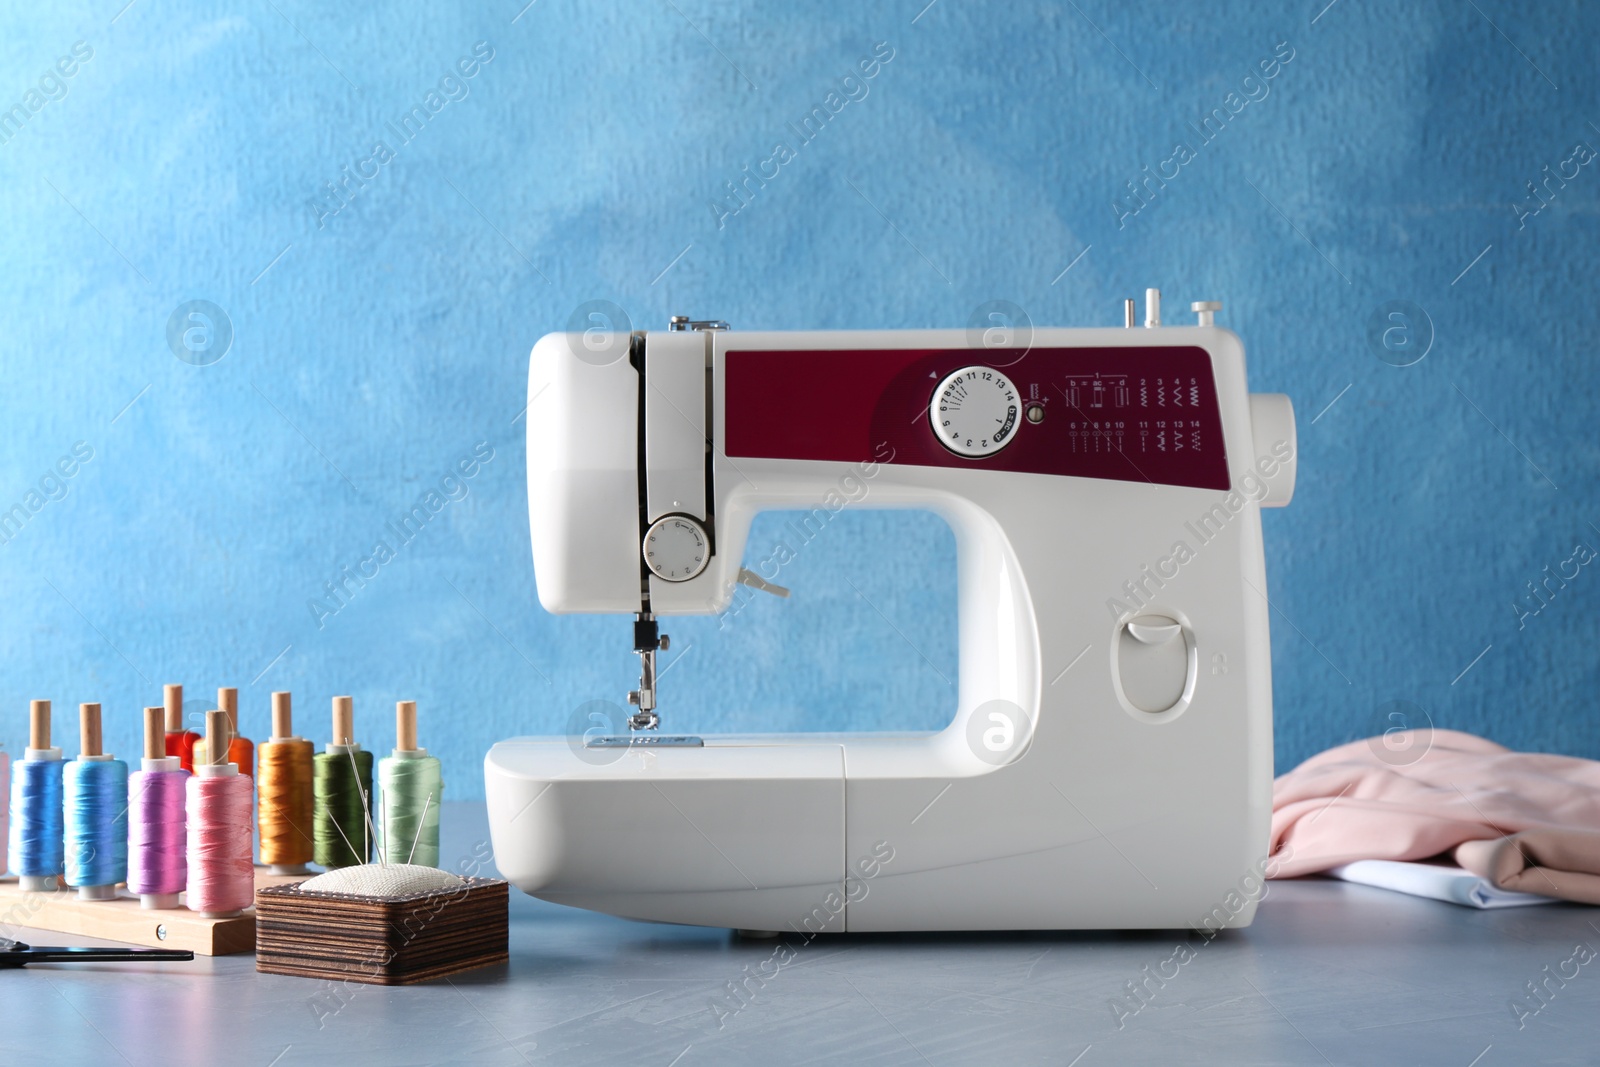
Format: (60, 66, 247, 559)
(78, 702, 102, 760)
(29, 699, 55, 756)
(204, 710, 233, 771)
(143, 706, 168, 763)
(272, 691, 294, 742)
(163, 684, 182, 734)
(396, 701, 419, 754)
(331, 696, 356, 751)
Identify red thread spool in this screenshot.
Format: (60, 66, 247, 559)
(163, 684, 200, 773)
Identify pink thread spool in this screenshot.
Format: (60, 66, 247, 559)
(129, 706, 187, 909)
(185, 710, 253, 917)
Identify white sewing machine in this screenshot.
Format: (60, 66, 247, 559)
(485, 292, 1296, 931)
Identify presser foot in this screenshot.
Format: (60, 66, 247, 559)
(628, 612, 666, 731)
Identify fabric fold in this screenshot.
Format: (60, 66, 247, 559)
(1270, 728, 1600, 905)
(1455, 829, 1600, 905)
(1325, 859, 1556, 909)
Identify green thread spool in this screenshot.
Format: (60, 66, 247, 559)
(379, 758, 442, 867)
(312, 696, 372, 869)
(378, 700, 443, 867)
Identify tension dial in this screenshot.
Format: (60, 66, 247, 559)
(642, 515, 709, 581)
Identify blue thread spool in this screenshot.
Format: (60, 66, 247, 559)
(7, 699, 65, 892)
(0, 745, 9, 876)
(63, 702, 129, 900)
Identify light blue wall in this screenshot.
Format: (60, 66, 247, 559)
(1, 2, 1595, 796)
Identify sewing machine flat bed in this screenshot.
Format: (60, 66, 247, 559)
(1, 801, 1590, 1066)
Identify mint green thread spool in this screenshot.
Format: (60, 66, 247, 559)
(378, 701, 443, 868)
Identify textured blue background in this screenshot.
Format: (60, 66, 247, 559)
(1, 1, 1595, 797)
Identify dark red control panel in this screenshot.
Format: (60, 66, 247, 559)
(723, 346, 1231, 490)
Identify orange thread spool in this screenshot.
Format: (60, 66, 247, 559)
(257, 691, 313, 873)
(218, 688, 254, 778)
(228, 736, 254, 777)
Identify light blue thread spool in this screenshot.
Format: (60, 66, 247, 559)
(64, 756, 130, 899)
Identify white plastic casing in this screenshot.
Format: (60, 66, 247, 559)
(526, 333, 643, 612)
(1248, 393, 1297, 506)
(643, 330, 708, 524)
(497, 325, 1295, 931)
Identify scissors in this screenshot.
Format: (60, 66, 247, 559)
(0, 935, 193, 967)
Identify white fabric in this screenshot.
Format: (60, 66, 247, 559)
(1326, 859, 1558, 909)
(298, 863, 464, 898)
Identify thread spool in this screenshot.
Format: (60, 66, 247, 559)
(259, 691, 314, 875)
(0, 742, 8, 878)
(63, 703, 129, 901)
(8, 700, 64, 892)
(185, 709, 253, 917)
(313, 696, 373, 869)
(379, 700, 443, 868)
(163, 684, 200, 773)
(129, 705, 187, 909)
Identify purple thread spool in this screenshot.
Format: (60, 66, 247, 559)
(129, 705, 188, 909)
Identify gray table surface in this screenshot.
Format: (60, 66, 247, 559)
(2, 801, 1595, 1066)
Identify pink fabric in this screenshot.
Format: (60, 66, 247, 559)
(1270, 729, 1600, 903)
(1456, 830, 1600, 904)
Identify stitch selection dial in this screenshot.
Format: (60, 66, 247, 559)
(929, 366, 1020, 457)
